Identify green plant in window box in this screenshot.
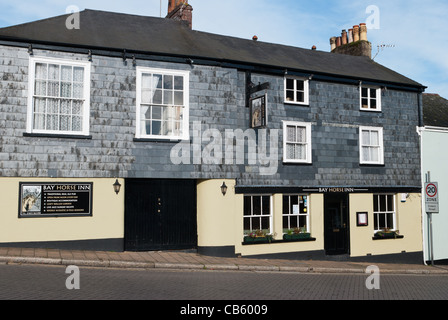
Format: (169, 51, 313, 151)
(244, 229, 275, 244)
(374, 228, 400, 239)
(283, 227, 311, 241)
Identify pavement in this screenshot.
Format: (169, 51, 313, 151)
(0, 247, 447, 275)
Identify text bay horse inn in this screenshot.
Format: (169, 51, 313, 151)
(0, 2, 427, 262)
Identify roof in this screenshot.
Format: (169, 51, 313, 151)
(0, 9, 424, 89)
(423, 94, 448, 127)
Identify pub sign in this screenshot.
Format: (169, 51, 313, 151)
(19, 182, 93, 218)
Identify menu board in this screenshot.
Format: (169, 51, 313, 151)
(19, 182, 93, 217)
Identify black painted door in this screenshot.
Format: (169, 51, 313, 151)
(125, 179, 197, 251)
(324, 193, 350, 255)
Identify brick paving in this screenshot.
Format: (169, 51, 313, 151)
(0, 246, 447, 275)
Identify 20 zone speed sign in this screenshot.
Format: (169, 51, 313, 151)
(425, 182, 439, 213)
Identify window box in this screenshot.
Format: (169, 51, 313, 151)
(373, 229, 403, 240)
(243, 236, 274, 244)
(283, 233, 311, 241)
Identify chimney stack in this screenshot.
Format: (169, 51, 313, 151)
(329, 23, 372, 58)
(166, 0, 193, 29)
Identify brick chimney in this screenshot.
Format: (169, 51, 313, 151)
(166, 0, 193, 29)
(329, 23, 372, 58)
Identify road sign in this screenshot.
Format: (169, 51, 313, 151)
(425, 182, 439, 214)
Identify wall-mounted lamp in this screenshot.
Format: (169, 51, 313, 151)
(113, 179, 122, 195)
(28, 44, 33, 55)
(220, 182, 228, 196)
(88, 50, 93, 62)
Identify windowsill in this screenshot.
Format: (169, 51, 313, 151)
(372, 235, 404, 240)
(283, 161, 313, 166)
(360, 109, 382, 113)
(133, 137, 186, 143)
(359, 163, 385, 167)
(284, 101, 310, 107)
(23, 132, 92, 140)
(242, 237, 316, 246)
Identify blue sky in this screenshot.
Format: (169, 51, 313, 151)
(0, 0, 447, 98)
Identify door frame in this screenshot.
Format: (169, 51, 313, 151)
(324, 193, 350, 256)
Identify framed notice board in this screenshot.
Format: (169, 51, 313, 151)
(19, 182, 93, 218)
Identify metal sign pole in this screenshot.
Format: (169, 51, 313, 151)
(426, 172, 435, 266)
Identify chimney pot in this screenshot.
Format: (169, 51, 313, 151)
(353, 25, 360, 42)
(252, 35, 258, 41)
(348, 29, 354, 43)
(166, 0, 193, 29)
(330, 37, 337, 51)
(341, 30, 348, 45)
(312, 45, 317, 50)
(359, 23, 368, 41)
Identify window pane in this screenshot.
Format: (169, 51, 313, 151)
(362, 98, 369, 109)
(152, 120, 162, 135)
(286, 90, 294, 102)
(296, 80, 304, 91)
(362, 130, 370, 145)
(371, 99, 377, 109)
(153, 90, 163, 105)
(152, 106, 162, 120)
(35, 63, 47, 79)
(244, 217, 251, 232)
(47, 81, 60, 97)
(362, 146, 371, 162)
(163, 90, 173, 105)
(60, 115, 70, 131)
(73, 83, 83, 99)
(72, 116, 82, 131)
(174, 91, 183, 105)
(72, 101, 83, 115)
(296, 92, 304, 102)
(60, 100, 71, 114)
(35, 80, 47, 96)
(164, 75, 173, 90)
(373, 195, 379, 212)
(174, 76, 184, 90)
(370, 131, 379, 145)
(61, 82, 72, 98)
(244, 196, 252, 216)
(252, 196, 261, 215)
(362, 87, 368, 98)
(370, 88, 377, 98)
(286, 126, 296, 142)
(34, 97, 46, 113)
(33, 114, 45, 130)
(73, 67, 84, 82)
(261, 217, 270, 230)
(48, 64, 59, 80)
(286, 78, 294, 90)
(61, 66, 72, 81)
(252, 217, 260, 231)
(297, 127, 306, 143)
(261, 196, 270, 215)
(283, 216, 289, 230)
(379, 195, 386, 211)
(387, 195, 394, 211)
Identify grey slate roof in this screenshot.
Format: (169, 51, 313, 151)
(423, 94, 448, 127)
(0, 9, 424, 89)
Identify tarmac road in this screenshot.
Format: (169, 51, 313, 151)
(0, 263, 447, 303)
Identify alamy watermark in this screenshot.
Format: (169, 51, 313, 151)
(170, 122, 280, 176)
(66, 5, 80, 30)
(65, 265, 80, 290)
(365, 265, 380, 290)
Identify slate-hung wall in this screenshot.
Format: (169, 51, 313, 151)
(0, 45, 421, 188)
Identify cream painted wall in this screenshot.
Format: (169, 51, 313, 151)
(0, 178, 124, 244)
(349, 193, 422, 257)
(197, 180, 326, 257)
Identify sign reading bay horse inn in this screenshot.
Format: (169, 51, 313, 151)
(19, 182, 93, 218)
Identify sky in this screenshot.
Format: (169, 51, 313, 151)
(0, 0, 447, 98)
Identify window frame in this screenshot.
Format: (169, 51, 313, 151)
(284, 76, 309, 105)
(243, 195, 273, 236)
(283, 121, 313, 164)
(135, 66, 190, 141)
(26, 56, 91, 136)
(360, 86, 381, 112)
(373, 194, 396, 232)
(282, 194, 310, 234)
(359, 126, 384, 165)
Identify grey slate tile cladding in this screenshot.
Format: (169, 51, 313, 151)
(0, 47, 421, 187)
